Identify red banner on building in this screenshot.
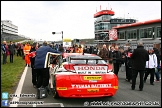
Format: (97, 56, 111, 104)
(109, 29, 118, 40)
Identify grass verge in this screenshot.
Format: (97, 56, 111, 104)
(1, 55, 26, 99)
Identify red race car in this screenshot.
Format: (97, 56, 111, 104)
(47, 53, 118, 99)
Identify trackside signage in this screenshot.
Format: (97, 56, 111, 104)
(71, 84, 112, 88)
(63, 38, 72, 47)
(74, 66, 107, 74)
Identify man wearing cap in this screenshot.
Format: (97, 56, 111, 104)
(34, 41, 61, 89)
(131, 42, 149, 91)
(23, 42, 31, 67)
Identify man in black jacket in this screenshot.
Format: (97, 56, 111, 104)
(58, 44, 64, 53)
(83, 46, 89, 53)
(29, 42, 38, 88)
(92, 45, 98, 55)
(131, 42, 149, 91)
(112, 45, 122, 76)
(109, 46, 115, 64)
(125, 47, 133, 83)
(8, 41, 15, 63)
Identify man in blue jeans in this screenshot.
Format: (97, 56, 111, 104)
(153, 47, 161, 82)
(1, 41, 7, 64)
(155, 65, 161, 82)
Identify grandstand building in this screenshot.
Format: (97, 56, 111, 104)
(94, 6, 161, 50)
(94, 5, 136, 48)
(1, 20, 25, 41)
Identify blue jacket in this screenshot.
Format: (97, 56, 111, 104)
(34, 45, 61, 69)
(1, 44, 6, 54)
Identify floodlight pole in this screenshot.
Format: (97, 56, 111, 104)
(62, 31, 63, 43)
(52, 31, 63, 44)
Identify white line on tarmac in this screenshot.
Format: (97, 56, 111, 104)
(33, 103, 64, 107)
(33, 104, 36, 107)
(9, 66, 28, 107)
(60, 103, 64, 107)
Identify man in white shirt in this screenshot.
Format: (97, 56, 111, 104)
(144, 47, 157, 85)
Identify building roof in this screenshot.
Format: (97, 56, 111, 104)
(94, 10, 115, 18)
(1, 20, 12, 23)
(112, 18, 161, 29)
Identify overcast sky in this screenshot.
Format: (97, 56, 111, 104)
(1, 1, 161, 41)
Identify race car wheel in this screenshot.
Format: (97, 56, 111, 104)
(53, 91, 60, 99)
(53, 79, 60, 99)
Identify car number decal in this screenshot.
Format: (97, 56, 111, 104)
(87, 89, 99, 93)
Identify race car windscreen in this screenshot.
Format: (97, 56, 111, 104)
(68, 55, 107, 64)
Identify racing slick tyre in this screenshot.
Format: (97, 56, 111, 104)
(53, 90, 60, 99)
(53, 79, 60, 99)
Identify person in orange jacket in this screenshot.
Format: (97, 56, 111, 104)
(75, 45, 83, 53)
(23, 42, 31, 67)
(78, 45, 83, 53)
(75, 45, 80, 53)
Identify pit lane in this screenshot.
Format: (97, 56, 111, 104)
(10, 67, 161, 107)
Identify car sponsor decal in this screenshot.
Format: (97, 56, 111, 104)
(57, 87, 67, 90)
(84, 76, 102, 80)
(87, 89, 99, 93)
(71, 84, 112, 88)
(74, 66, 107, 74)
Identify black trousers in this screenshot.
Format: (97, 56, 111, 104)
(144, 68, 155, 84)
(131, 69, 145, 89)
(13, 49, 16, 55)
(32, 68, 37, 85)
(2, 53, 7, 64)
(21, 49, 24, 56)
(125, 65, 128, 79)
(10, 54, 13, 63)
(113, 63, 120, 76)
(126, 67, 132, 81)
(36, 68, 49, 88)
(17, 50, 21, 56)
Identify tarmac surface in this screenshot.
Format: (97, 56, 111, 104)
(9, 66, 161, 107)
